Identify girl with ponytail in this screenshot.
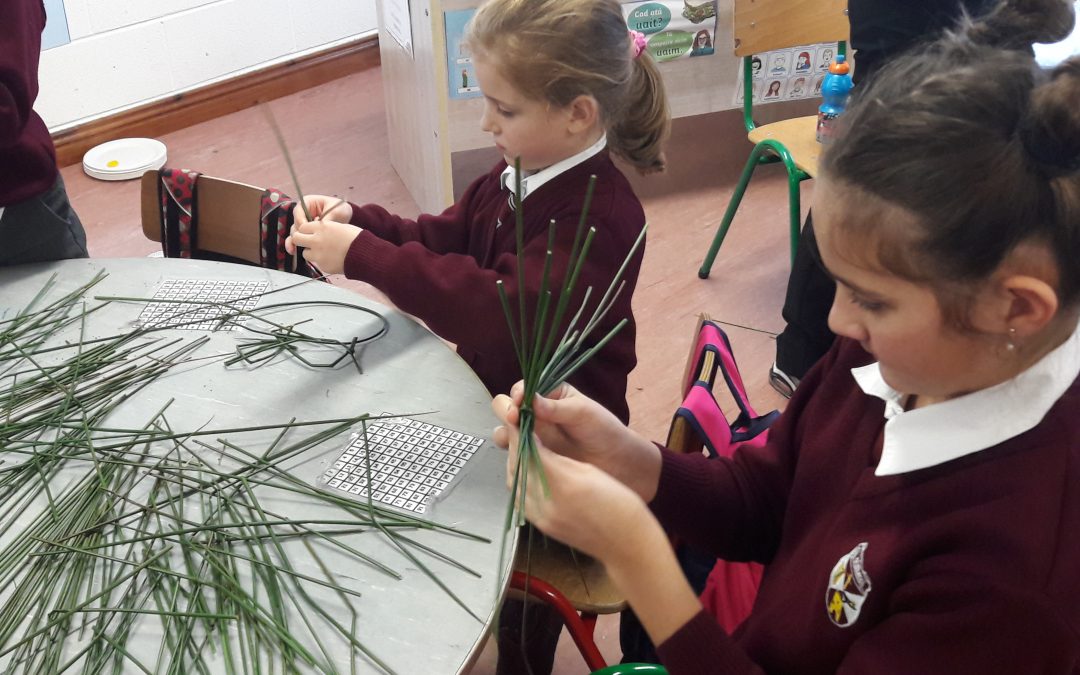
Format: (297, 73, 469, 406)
(492, 1, 1080, 672)
(287, 0, 668, 430)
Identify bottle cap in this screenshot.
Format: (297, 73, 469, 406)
(829, 53, 850, 75)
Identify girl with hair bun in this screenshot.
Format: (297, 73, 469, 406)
(287, 0, 669, 428)
(492, 0, 1080, 672)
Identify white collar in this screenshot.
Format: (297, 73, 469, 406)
(852, 319, 1080, 476)
(0, 207, 5, 223)
(499, 133, 607, 203)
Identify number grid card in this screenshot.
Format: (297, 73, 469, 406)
(137, 279, 268, 331)
(318, 417, 484, 514)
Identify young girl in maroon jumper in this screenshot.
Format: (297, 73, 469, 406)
(286, 0, 669, 427)
(494, 1, 1080, 673)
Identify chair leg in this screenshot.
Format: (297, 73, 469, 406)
(786, 169, 803, 266)
(510, 571, 609, 671)
(698, 145, 773, 279)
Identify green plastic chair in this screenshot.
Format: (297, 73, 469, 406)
(591, 664, 668, 675)
(698, 0, 850, 279)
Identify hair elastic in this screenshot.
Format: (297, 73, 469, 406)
(629, 30, 647, 59)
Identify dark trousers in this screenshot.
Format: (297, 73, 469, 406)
(774, 214, 836, 379)
(495, 598, 564, 675)
(0, 174, 88, 266)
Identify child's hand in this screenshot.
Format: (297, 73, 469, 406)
(293, 195, 353, 225)
(493, 382, 624, 465)
(285, 218, 361, 276)
(491, 382, 662, 499)
(503, 424, 657, 567)
(503, 424, 703, 646)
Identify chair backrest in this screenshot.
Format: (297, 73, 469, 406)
(734, 0, 850, 132)
(734, 0, 849, 57)
(140, 169, 265, 264)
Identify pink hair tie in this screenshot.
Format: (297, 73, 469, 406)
(629, 30, 647, 59)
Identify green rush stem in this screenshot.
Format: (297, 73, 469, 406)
(0, 548, 171, 658)
(262, 103, 312, 223)
(512, 158, 529, 371)
(495, 281, 525, 372)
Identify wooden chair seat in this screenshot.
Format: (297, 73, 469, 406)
(746, 115, 823, 177)
(510, 538, 626, 615)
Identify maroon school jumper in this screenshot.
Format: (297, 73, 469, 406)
(653, 338, 1080, 674)
(342, 153, 645, 423)
(0, 0, 57, 206)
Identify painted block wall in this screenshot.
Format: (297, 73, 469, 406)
(37, 0, 379, 131)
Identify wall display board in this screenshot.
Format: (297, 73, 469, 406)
(734, 42, 839, 106)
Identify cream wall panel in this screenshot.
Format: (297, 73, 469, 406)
(85, 0, 218, 33)
(36, 0, 379, 130)
(163, 0, 295, 91)
(289, 0, 378, 51)
(60, 0, 94, 40)
(37, 21, 175, 128)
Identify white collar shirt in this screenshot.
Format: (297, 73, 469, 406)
(851, 319, 1080, 476)
(499, 133, 607, 205)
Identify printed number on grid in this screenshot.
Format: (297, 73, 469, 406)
(137, 279, 267, 331)
(320, 417, 483, 514)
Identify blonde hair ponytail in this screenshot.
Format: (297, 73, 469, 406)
(465, 0, 671, 174)
(610, 52, 670, 173)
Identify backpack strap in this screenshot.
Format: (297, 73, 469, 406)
(669, 382, 734, 458)
(159, 168, 201, 258)
(260, 189, 324, 279)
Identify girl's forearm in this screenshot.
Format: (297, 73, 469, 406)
(606, 432, 665, 502)
(605, 508, 702, 646)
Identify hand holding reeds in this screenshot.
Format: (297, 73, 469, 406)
(496, 160, 647, 533)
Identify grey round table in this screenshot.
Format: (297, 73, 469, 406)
(0, 258, 513, 674)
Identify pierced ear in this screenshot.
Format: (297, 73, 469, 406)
(1001, 275, 1060, 338)
(565, 94, 600, 134)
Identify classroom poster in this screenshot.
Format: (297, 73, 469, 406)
(42, 0, 71, 50)
(444, 9, 482, 100)
(622, 0, 719, 63)
(734, 42, 838, 106)
(382, 0, 414, 57)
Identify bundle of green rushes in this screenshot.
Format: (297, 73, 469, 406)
(497, 160, 647, 549)
(0, 272, 490, 674)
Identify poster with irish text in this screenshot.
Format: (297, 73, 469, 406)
(622, 0, 719, 63)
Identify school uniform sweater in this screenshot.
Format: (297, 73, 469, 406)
(342, 152, 644, 423)
(653, 337, 1080, 674)
(0, 0, 56, 206)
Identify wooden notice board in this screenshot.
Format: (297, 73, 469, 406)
(377, 0, 752, 213)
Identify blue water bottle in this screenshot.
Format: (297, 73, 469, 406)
(816, 54, 853, 144)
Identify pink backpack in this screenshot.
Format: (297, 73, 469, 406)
(668, 318, 779, 633)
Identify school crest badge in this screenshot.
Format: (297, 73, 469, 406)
(825, 542, 872, 628)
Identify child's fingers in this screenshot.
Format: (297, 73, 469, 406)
(322, 199, 347, 221)
(492, 425, 509, 449)
(541, 382, 577, 401)
(491, 394, 513, 423)
(289, 229, 317, 248)
(491, 393, 521, 427)
(531, 388, 584, 425)
(504, 435, 522, 491)
(292, 203, 311, 227)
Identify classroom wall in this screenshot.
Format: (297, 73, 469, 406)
(37, 0, 379, 131)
